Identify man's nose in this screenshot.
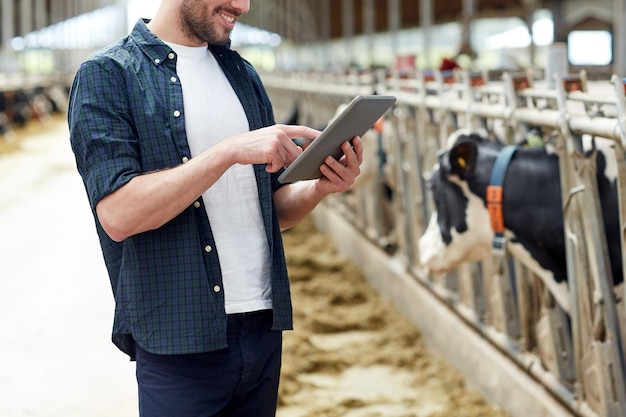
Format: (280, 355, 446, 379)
(232, 0, 250, 14)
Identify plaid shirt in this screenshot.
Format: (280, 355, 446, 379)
(68, 19, 292, 359)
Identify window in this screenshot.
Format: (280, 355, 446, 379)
(568, 30, 612, 65)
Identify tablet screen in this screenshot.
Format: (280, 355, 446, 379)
(278, 95, 396, 183)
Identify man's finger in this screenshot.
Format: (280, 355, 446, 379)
(278, 124, 321, 141)
(348, 136, 363, 165)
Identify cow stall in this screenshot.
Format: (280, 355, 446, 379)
(0, 73, 71, 142)
(261, 67, 626, 417)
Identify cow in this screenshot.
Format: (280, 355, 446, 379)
(0, 83, 66, 136)
(418, 129, 623, 315)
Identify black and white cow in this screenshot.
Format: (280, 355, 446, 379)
(418, 130, 623, 314)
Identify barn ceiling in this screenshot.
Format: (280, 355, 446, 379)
(238, 0, 535, 44)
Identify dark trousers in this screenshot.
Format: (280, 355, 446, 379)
(135, 310, 282, 417)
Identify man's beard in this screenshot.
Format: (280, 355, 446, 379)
(179, 1, 233, 45)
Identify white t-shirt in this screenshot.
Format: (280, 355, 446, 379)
(167, 42, 272, 314)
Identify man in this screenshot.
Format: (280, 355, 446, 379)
(67, 0, 363, 416)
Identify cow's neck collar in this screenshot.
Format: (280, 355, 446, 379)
(486, 144, 518, 255)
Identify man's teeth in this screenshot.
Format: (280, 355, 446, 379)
(220, 13, 235, 23)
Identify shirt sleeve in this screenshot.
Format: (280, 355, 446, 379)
(68, 57, 141, 210)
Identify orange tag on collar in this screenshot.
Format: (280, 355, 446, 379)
(486, 185, 504, 232)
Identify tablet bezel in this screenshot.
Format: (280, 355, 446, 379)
(277, 95, 396, 184)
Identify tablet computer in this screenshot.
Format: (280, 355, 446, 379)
(278, 95, 396, 183)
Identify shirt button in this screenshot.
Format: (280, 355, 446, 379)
(154, 58, 160, 64)
(213, 285, 221, 293)
(170, 76, 177, 83)
(193, 201, 201, 208)
(168, 52, 175, 59)
(204, 245, 212, 253)
(181, 156, 189, 163)
(173, 110, 181, 117)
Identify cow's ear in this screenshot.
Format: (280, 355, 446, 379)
(449, 140, 477, 178)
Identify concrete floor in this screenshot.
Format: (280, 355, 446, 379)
(0, 118, 138, 416)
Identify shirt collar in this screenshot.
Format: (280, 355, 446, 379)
(130, 18, 232, 67)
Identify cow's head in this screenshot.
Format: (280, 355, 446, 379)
(418, 132, 497, 273)
(419, 130, 580, 314)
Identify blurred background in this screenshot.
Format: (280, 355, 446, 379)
(0, 0, 623, 79)
(3, 2, 626, 417)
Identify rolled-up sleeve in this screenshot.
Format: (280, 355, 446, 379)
(68, 58, 141, 210)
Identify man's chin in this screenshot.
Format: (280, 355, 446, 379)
(207, 32, 232, 45)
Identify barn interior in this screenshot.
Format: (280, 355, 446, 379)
(2, 2, 626, 417)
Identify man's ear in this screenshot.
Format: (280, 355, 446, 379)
(449, 140, 477, 179)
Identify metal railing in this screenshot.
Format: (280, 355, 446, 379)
(261, 67, 626, 417)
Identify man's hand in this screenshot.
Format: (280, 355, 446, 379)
(315, 135, 363, 193)
(222, 124, 321, 172)
(273, 135, 364, 231)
